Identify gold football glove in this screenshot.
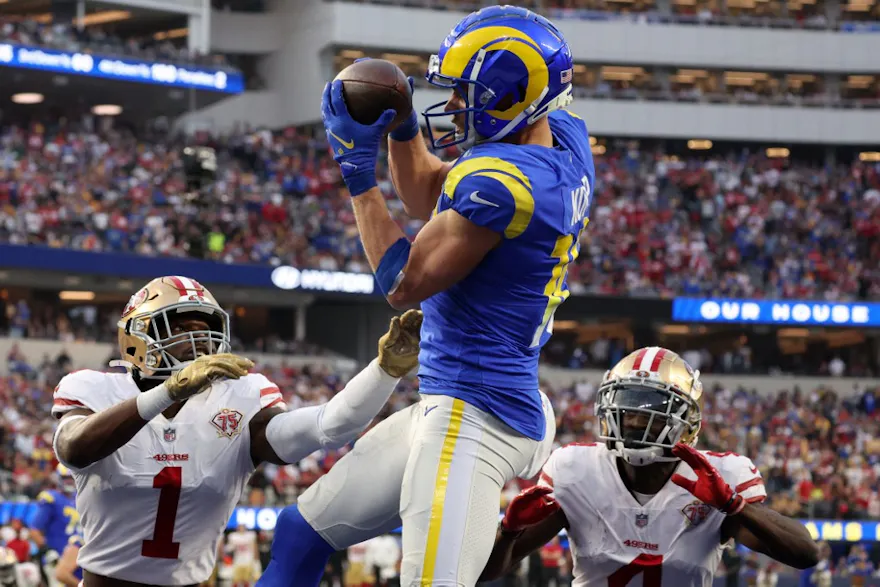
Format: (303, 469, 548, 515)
(165, 353, 254, 401)
(377, 309, 422, 378)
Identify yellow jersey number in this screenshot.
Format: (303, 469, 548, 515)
(530, 224, 588, 347)
(63, 506, 80, 536)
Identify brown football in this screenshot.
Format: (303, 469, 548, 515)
(334, 59, 413, 131)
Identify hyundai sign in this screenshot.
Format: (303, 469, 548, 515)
(0, 43, 244, 93)
(271, 266, 376, 295)
(672, 298, 880, 327)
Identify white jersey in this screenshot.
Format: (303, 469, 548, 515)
(51, 370, 285, 586)
(226, 530, 258, 566)
(540, 443, 766, 587)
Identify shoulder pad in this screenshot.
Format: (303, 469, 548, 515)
(540, 442, 600, 488)
(441, 153, 535, 239)
(37, 490, 55, 504)
(233, 372, 286, 411)
(52, 370, 115, 417)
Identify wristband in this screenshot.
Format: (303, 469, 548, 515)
(721, 492, 745, 515)
(136, 383, 175, 421)
(375, 238, 411, 296)
(342, 166, 378, 197)
(390, 109, 420, 142)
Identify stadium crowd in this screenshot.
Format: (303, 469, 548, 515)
(0, 344, 878, 584)
(2, 344, 878, 519)
(340, 0, 877, 30)
(3, 296, 879, 378)
(0, 17, 228, 68)
(1, 118, 878, 301)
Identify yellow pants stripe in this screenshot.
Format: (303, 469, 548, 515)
(420, 398, 466, 585)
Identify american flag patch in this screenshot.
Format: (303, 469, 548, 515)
(561, 69, 573, 84)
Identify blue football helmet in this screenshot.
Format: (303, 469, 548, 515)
(423, 5, 574, 150)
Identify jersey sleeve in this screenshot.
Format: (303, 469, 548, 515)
(51, 371, 107, 418)
(538, 448, 561, 489)
(440, 154, 535, 239)
(245, 372, 286, 411)
(712, 453, 767, 504)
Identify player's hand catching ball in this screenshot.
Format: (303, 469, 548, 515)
(670, 443, 744, 515)
(321, 80, 396, 197)
(502, 485, 561, 536)
(377, 309, 422, 378)
(165, 353, 254, 402)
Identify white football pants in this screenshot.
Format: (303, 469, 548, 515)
(297, 392, 556, 587)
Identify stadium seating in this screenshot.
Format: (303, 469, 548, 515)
(1, 119, 877, 301)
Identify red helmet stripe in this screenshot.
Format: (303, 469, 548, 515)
(650, 348, 668, 372)
(633, 347, 649, 370)
(167, 276, 189, 297)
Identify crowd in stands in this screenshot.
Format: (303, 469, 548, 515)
(1, 118, 878, 301)
(4, 296, 879, 378)
(2, 343, 879, 522)
(1, 344, 878, 582)
(0, 17, 229, 68)
(340, 0, 879, 30)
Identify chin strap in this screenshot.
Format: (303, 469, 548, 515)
(613, 442, 678, 467)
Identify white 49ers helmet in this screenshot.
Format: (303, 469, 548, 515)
(596, 347, 703, 466)
(112, 276, 230, 380)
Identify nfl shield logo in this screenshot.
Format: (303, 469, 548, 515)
(163, 428, 176, 442)
(635, 513, 649, 528)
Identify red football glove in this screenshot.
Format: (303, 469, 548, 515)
(670, 443, 745, 515)
(501, 485, 561, 534)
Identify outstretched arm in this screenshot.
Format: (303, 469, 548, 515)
(352, 190, 500, 309)
(670, 444, 819, 571)
(480, 485, 568, 581)
(721, 504, 819, 570)
(319, 79, 502, 310)
(388, 133, 455, 221)
(250, 310, 423, 465)
(385, 75, 455, 221)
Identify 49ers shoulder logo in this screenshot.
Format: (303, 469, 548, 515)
(211, 408, 244, 439)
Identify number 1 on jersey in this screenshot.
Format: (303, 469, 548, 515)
(609, 554, 663, 587)
(531, 232, 581, 348)
(142, 466, 182, 559)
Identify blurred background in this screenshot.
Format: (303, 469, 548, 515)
(0, 0, 878, 586)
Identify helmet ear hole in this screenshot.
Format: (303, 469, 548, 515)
(126, 346, 136, 356)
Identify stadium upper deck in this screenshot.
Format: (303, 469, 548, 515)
(170, 0, 880, 142)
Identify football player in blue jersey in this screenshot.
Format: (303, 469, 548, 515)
(258, 5, 593, 587)
(30, 465, 78, 587)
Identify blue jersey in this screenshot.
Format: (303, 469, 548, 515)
(31, 490, 78, 554)
(419, 110, 595, 440)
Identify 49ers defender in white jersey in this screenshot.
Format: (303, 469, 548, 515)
(52, 369, 279, 584)
(481, 347, 819, 586)
(539, 443, 764, 587)
(51, 276, 422, 587)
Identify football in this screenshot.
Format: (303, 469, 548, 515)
(334, 59, 414, 131)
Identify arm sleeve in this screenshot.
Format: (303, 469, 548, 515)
(264, 359, 399, 464)
(51, 371, 102, 418)
(441, 156, 535, 239)
(719, 454, 768, 504)
(245, 373, 287, 411)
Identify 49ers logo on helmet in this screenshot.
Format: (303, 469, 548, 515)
(122, 288, 149, 317)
